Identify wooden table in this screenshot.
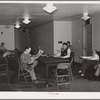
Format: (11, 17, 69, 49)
(38, 56, 70, 87)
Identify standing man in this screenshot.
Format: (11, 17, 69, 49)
(20, 47, 43, 83)
(66, 41, 74, 52)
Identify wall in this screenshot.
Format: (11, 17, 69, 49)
(54, 21, 72, 54)
(92, 14, 100, 51)
(14, 19, 83, 63)
(28, 19, 83, 63)
(30, 22, 54, 54)
(72, 19, 83, 63)
(0, 25, 14, 50)
(15, 29, 29, 51)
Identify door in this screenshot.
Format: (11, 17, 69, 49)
(83, 24, 92, 56)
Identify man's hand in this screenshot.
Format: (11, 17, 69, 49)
(27, 66, 32, 70)
(39, 49, 44, 54)
(79, 56, 83, 59)
(60, 56, 66, 58)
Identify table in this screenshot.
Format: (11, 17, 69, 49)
(7, 56, 19, 83)
(38, 56, 70, 87)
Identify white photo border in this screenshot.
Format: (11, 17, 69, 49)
(0, 1, 100, 99)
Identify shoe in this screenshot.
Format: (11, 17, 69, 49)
(93, 75, 98, 80)
(89, 78, 95, 82)
(32, 79, 39, 84)
(81, 74, 84, 76)
(78, 70, 82, 74)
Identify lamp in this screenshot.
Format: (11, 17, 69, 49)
(43, 3, 57, 13)
(81, 12, 90, 21)
(15, 22, 20, 28)
(23, 17, 30, 24)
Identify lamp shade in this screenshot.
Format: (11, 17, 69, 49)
(81, 12, 90, 21)
(43, 3, 57, 13)
(23, 18, 30, 24)
(15, 22, 20, 28)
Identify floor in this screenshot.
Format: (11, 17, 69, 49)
(0, 76, 100, 92)
(0, 62, 100, 92)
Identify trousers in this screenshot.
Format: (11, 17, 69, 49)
(81, 59, 99, 74)
(23, 60, 38, 80)
(94, 64, 100, 76)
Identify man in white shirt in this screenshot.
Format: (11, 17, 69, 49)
(79, 50, 99, 76)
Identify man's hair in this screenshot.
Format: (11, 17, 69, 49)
(94, 50, 97, 53)
(1, 42, 4, 45)
(25, 46, 31, 50)
(63, 42, 67, 46)
(67, 41, 70, 44)
(92, 50, 98, 55)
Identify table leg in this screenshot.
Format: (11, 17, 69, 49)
(46, 64, 49, 87)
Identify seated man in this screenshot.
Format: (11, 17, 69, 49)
(0, 42, 7, 52)
(85, 64, 100, 81)
(90, 64, 100, 81)
(55, 42, 71, 58)
(20, 47, 43, 83)
(79, 50, 100, 76)
(51, 42, 72, 76)
(0, 42, 14, 58)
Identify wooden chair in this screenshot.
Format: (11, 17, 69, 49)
(0, 57, 8, 75)
(54, 58, 73, 90)
(0, 57, 9, 82)
(18, 59, 31, 82)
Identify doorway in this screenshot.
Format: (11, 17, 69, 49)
(82, 24, 92, 56)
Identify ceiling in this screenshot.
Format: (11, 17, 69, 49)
(0, 1, 100, 28)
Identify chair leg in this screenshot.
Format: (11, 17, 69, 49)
(18, 69, 28, 82)
(70, 67, 73, 81)
(69, 69, 73, 90)
(21, 70, 28, 82)
(57, 77, 59, 91)
(18, 68, 20, 81)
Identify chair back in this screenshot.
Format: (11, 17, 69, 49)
(18, 58, 30, 82)
(70, 52, 74, 62)
(18, 58, 23, 70)
(0, 57, 8, 74)
(70, 57, 74, 65)
(18, 58, 20, 66)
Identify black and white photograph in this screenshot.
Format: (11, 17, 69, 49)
(0, 0, 100, 99)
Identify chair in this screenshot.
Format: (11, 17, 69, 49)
(70, 52, 74, 72)
(0, 57, 8, 82)
(54, 58, 73, 90)
(18, 59, 31, 82)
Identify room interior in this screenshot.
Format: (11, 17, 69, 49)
(0, 1, 100, 92)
